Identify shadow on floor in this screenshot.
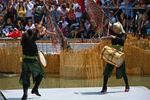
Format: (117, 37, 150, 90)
(74, 91, 124, 95)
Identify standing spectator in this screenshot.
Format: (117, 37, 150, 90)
(73, 0, 82, 23)
(97, 1, 103, 7)
(120, 0, 134, 30)
(60, 3, 69, 21)
(102, 0, 114, 16)
(25, 0, 34, 24)
(33, 0, 44, 24)
(44, 0, 53, 26)
(66, 0, 73, 9)
(12, 0, 19, 10)
(4, 0, 16, 24)
(30, 0, 36, 5)
(25, 19, 35, 31)
(17, 0, 26, 26)
(68, 8, 75, 26)
(45, 0, 53, 15)
(58, 0, 64, 6)
(52, 3, 60, 23)
(0, 1, 4, 25)
(116, 0, 123, 22)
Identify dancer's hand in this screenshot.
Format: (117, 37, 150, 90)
(109, 35, 116, 39)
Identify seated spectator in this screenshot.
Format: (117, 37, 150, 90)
(25, 0, 34, 24)
(3, 1, 16, 24)
(71, 21, 86, 38)
(135, 0, 147, 28)
(52, 3, 60, 23)
(138, 14, 150, 38)
(3, 18, 15, 32)
(109, 10, 116, 24)
(33, 0, 44, 24)
(16, 20, 24, 32)
(84, 18, 95, 38)
(120, 12, 126, 31)
(25, 19, 35, 31)
(73, 0, 82, 23)
(60, 3, 69, 21)
(17, 0, 26, 27)
(58, 16, 69, 34)
(69, 17, 86, 33)
(68, 8, 75, 26)
(1, 18, 15, 37)
(58, 22, 67, 37)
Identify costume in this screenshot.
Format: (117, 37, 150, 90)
(103, 31, 126, 79)
(102, 22, 129, 92)
(19, 29, 45, 100)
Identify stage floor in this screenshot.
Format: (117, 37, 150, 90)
(1, 86, 150, 100)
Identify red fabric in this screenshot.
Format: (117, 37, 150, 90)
(128, 0, 133, 2)
(78, 0, 85, 13)
(96, 0, 99, 4)
(8, 30, 22, 38)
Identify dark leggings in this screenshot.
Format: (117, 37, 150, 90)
(102, 73, 129, 89)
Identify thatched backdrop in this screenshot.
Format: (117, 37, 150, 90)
(0, 36, 150, 78)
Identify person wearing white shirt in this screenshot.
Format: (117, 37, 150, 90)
(12, 0, 19, 10)
(73, 0, 82, 23)
(25, 0, 34, 24)
(25, 19, 35, 31)
(58, 16, 69, 33)
(60, 3, 69, 20)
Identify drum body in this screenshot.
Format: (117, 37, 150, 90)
(38, 51, 47, 67)
(100, 46, 125, 67)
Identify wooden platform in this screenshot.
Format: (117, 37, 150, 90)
(1, 86, 150, 100)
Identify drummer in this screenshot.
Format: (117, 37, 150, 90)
(101, 22, 130, 93)
(19, 29, 45, 100)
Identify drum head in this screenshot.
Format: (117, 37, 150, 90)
(38, 51, 47, 67)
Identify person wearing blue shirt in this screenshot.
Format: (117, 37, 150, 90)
(120, 0, 134, 20)
(120, 0, 134, 31)
(102, 0, 114, 16)
(3, 0, 7, 3)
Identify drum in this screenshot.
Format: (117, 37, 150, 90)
(20, 51, 47, 67)
(100, 46, 125, 67)
(38, 51, 47, 67)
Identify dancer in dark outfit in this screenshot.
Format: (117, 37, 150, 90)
(19, 29, 45, 100)
(101, 22, 130, 93)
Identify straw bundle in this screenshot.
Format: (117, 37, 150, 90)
(60, 40, 111, 79)
(44, 54, 60, 73)
(0, 40, 22, 73)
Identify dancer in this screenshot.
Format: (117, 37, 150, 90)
(101, 22, 130, 93)
(19, 29, 46, 100)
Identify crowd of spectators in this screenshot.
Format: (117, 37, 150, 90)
(98, 0, 150, 39)
(0, 0, 150, 39)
